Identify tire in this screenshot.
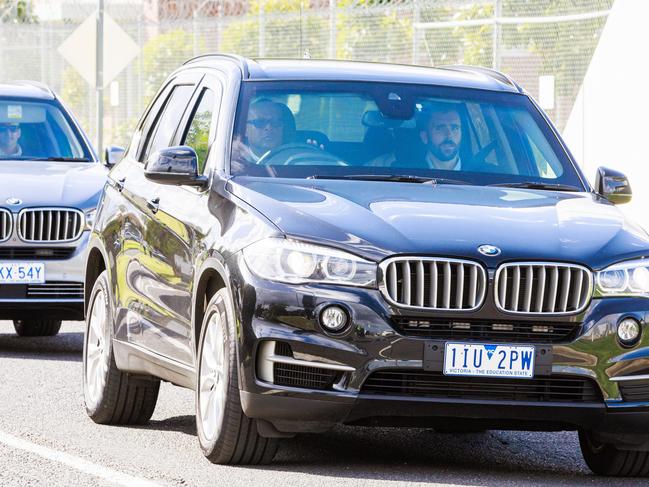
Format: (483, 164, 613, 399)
(13, 319, 62, 337)
(83, 270, 160, 425)
(196, 289, 278, 465)
(579, 430, 649, 477)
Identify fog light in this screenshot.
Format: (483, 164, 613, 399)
(320, 305, 349, 333)
(618, 318, 641, 346)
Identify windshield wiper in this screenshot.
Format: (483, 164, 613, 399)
(307, 174, 469, 185)
(38, 157, 92, 162)
(488, 181, 581, 192)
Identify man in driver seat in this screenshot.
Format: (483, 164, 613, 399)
(232, 99, 293, 163)
(0, 122, 22, 157)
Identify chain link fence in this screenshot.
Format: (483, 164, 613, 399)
(0, 0, 613, 151)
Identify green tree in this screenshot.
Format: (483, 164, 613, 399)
(141, 29, 198, 101)
(0, 0, 37, 23)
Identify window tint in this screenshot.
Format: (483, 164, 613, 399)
(0, 99, 91, 161)
(230, 81, 582, 189)
(182, 88, 215, 174)
(144, 84, 195, 162)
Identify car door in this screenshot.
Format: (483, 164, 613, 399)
(112, 72, 201, 355)
(107, 79, 176, 347)
(138, 72, 225, 366)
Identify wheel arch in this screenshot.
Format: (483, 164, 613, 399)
(192, 255, 235, 358)
(85, 240, 109, 318)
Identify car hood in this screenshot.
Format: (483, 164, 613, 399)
(229, 177, 649, 270)
(0, 160, 107, 211)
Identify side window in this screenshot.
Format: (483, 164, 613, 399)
(142, 84, 195, 163)
(130, 83, 174, 161)
(182, 88, 215, 174)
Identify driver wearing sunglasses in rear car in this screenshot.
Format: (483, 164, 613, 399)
(0, 122, 22, 157)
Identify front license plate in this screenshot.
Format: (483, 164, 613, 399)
(444, 342, 535, 379)
(0, 262, 45, 284)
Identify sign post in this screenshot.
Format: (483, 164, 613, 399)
(96, 0, 104, 160)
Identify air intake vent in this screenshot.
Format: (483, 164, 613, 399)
(18, 208, 84, 242)
(619, 379, 649, 402)
(495, 263, 592, 315)
(27, 282, 84, 299)
(0, 247, 75, 260)
(0, 209, 11, 242)
(380, 257, 486, 311)
(273, 362, 339, 390)
(391, 317, 579, 343)
(361, 370, 602, 403)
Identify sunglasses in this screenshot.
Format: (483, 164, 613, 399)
(247, 118, 282, 129)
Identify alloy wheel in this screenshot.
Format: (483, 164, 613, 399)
(198, 311, 228, 442)
(85, 289, 110, 409)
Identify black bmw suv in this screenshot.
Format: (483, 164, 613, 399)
(84, 54, 649, 476)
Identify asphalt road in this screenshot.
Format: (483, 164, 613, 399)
(0, 320, 644, 487)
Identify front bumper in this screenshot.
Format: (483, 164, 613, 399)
(0, 231, 88, 320)
(229, 257, 649, 435)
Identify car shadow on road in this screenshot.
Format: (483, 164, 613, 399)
(0, 331, 83, 362)
(234, 427, 641, 486)
(142, 415, 196, 436)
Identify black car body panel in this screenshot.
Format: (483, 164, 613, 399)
(228, 177, 649, 268)
(87, 55, 649, 460)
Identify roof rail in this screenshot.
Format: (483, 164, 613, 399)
(439, 65, 524, 93)
(183, 53, 249, 78)
(11, 80, 55, 97)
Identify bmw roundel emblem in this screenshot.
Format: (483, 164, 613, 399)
(6, 197, 21, 206)
(478, 245, 501, 257)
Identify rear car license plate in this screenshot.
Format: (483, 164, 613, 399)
(0, 262, 45, 284)
(444, 342, 535, 378)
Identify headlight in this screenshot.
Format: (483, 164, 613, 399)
(84, 208, 97, 230)
(242, 238, 377, 287)
(595, 259, 649, 297)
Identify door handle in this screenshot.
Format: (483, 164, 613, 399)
(147, 196, 160, 213)
(115, 177, 126, 192)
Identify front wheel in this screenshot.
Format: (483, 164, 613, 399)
(579, 430, 649, 477)
(13, 319, 61, 337)
(196, 289, 278, 464)
(83, 270, 160, 424)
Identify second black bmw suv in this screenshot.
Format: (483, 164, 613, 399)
(84, 55, 649, 476)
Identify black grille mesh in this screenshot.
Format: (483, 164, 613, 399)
(273, 362, 339, 390)
(392, 317, 578, 343)
(27, 282, 84, 299)
(271, 341, 340, 390)
(619, 380, 649, 402)
(0, 247, 75, 260)
(361, 370, 602, 403)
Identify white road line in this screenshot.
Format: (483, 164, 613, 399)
(0, 430, 163, 487)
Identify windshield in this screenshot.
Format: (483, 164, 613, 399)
(0, 98, 92, 161)
(230, 81, 585, 190)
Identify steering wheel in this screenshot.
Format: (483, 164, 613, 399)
(256, 143, 347, 166)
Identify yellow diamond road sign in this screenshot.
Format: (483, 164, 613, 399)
(58, 12, 139, 89)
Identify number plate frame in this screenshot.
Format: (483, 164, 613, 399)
(443, 342, 535, 378)
(0, 262, 46, 284)
(423, 340, 552, 376)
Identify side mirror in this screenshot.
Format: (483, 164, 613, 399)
(144, 146, 207, 187)
(104, 145, 125, 167)
(595, 166, 632, 205)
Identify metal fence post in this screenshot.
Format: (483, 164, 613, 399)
(259, 1, 265, 57)
(329, 0, 336, 58)
(492, 0, 501, 70)
(412, 0, 420, 65)
(96, 0, 104, 159)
